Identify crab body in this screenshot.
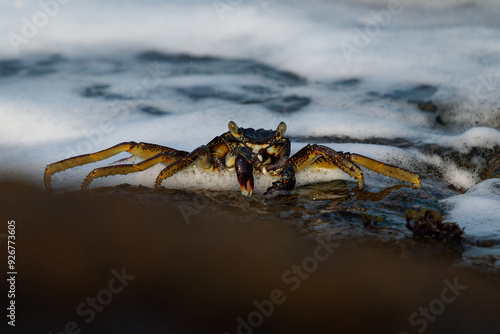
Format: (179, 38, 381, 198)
(44, 121, 422, 196)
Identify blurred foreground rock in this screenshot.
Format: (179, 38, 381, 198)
(0, 181, 499, 334)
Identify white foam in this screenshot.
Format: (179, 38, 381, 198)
(416, 153, 480, 190)
(434, 127, 500, 153)
(159, 165, 350, 194)
(441, 179, 500, 240)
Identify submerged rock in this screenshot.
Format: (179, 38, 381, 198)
(406, 209, 464, 242)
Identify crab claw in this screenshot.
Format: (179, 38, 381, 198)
(235, 155, 254, 196)
(264, 162, 296, 197)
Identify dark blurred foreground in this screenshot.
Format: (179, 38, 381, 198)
(1, 181, 499, 334)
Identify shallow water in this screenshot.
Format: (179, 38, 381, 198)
(0, 0, 499, 272)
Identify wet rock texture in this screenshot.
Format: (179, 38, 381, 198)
(406, 209, 464, 242)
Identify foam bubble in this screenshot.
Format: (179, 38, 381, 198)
(436, 127, 500, 153)
(85, 161, 351, 195)
(441, 179, 500, 240)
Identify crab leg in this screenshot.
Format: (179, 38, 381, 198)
(265, 144, 362, 195)
(309, 145, 421, 188)
(294, 145, 422, 188)
(81, 150, 188, 190)
(348, 153, 422, 188)
(301, 145, 365, 186)
(44, 142, 186, 190)
(154, 146, 213, 189)
(265, 144, 422, 195)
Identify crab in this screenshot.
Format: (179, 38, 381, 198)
(44, 121, 422, 196)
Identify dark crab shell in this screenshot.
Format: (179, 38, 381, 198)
(239, 127, 280, 144)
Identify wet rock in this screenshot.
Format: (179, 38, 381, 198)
(0, 59, 22, 77)
(406, 209, 464, 242)
(176, 86, 247, 102)
(138, 105, 170, 116)
(82, 84, 130, 100)
(241, 85, 276, 95)
(435, 115, 445, 125)
(289, 135, 413, 148)
(418, 101, 438, 112)
(383, 84, 438, 104)
(0, 54, 63, 77)
(435, 103, 500, 129)
(329, 78, 361, 89)
(138, 50, 216, 63)
(137, 50, 306, 86)
(361, 214, 383, 229)
(26, 54, 64, 76)
(265, 95, 311, 113)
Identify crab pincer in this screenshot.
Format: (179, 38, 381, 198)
(264, 162, 296, 197)
(235, 155, 254, 196)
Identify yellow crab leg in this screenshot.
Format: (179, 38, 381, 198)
(307, 145, 421, 188)
(44, 142, 185, 190)
(265, 144, 365, 194)
(348, 154, 422, 188)
(82, 150, 188, 190)
(155, 146, 212, 189)
(309, 145, 365, 188)
(286, 145, 364, 185)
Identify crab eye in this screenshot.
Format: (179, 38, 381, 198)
(277, 122, 286, 137)
(228, 121, 239, 135)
